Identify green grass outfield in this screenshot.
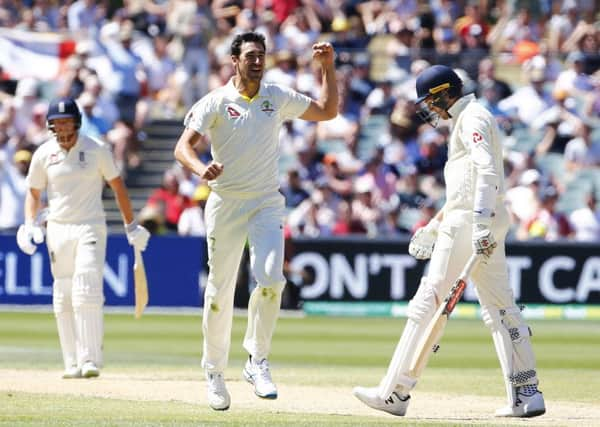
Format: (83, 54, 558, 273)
(1, 311, 599, 426)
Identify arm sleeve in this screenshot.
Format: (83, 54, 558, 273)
(276, 85, 312, 121)
(98, 143, 121, 181)
(184, 94, 218, 135)
(25, 149, 47, 190)
(462, 111, 499, 223)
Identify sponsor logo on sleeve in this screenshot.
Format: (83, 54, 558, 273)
(226, 104, 241, 119)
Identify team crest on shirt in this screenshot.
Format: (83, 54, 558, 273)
(48, 152, 64, 167)
(261, 100, 275, 116)
(226, 104, 241, 119)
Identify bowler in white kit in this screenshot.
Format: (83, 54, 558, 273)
(353, 65, 546, 418)
(174, 31, 338, 411)
(17, 98, 150, 378)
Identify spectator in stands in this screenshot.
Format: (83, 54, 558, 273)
(546, 0, 579, 54)
(332, 199, 367, 235)
(525, 185, 572, 241)
(410, 197, 437, 234)
(555, 51, 594, 98)
(495, 7, 543, 55)
(141, 30, 178, 117)
(396, 165, 428, 209)
(67, 0, 105, 35)
(178, 184, 209, 237)
(137, 203, 166, 235)
(78, 92, 110, 139)
(32, 0, 62, 31)
(280, 6, 321, 54)
(415, 128, 447, 178)
(364, 79, 396, 118)
(12, 78, 40, 138)
(386, 26, 414, 74)
(146, 170, 192, 231)
(346, 53, 375, 120)
(458, 24, 490, 81)
(320, 154, 354, 197)
(534, 89, 582, 156)
(564, 120, 600, 173)
(568, 191, 600, 242)
(498, 56, 555, 125)
(360, 148, 399, 202)
(476, 58, 512, 101)
(167, 0, 214, 110)
(280, 168, 310, 209)
(352, 174, 383, 236)
(264, 50, 297, 87)
(25, 103, 49, 146)
(99, 20, 148, 168)
(0, 148, 31, 231)
(82, 75, 120, 128)
(506, 168, 542, 237)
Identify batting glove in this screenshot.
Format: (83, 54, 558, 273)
(16, 222, 45, 255)
(408, 219, 440, 260)
(125, 220, 150, 252)
(472, 224, 497, 259)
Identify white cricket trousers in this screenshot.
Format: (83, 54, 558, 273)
(202, 191, 286, 372)
(379, 206, 539, 399)
(46, 221, 106, 369)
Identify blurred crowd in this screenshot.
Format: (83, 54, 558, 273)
(1, 0, 600, 243)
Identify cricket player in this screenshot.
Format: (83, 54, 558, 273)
(353, 65, 546, 418)
(16, 98, 150, 378)
(174, 31, 337, 411)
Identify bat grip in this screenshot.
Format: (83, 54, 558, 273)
(459, 254, 481, 282)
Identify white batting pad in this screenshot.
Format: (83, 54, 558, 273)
(52, 278, 77, 370)
(482, 305, 538, 406)
(378, 278, 437, 399)
(55, 311, 77, 370)
(72, 272, 104, 367)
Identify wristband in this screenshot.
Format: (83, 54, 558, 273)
(125, 220, 139, 233)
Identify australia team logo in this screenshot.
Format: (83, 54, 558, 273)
(261, 100, 275, 116)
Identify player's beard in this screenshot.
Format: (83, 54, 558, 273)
(54, 131, 77, 150)
(243, 64, 263, 83)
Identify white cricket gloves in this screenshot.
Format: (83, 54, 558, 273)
(16, 222, 45, 255)
(125, 220, 150, 251)
(408, 218, 440, 260)
(472, 223, 497, 258)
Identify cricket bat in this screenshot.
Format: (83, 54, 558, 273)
(408, 254, 480, 377)
(134, 249, 148, 319)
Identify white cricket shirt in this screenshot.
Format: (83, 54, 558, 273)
(184, 78, 311, 196)
(443, 94, 505, 213)
(26, 134, 120, 224)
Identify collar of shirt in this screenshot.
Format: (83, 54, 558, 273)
(447, 93, 476, 122)
(225, 77, 266, 102)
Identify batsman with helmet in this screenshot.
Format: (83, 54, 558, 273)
(16, 98, 150, 379)
(353, 65, 545, 418)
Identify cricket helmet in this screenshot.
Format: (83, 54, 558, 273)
(46, 97, 82, 130)
(415, 65, 463, 126)
(415, 65, 463, 104)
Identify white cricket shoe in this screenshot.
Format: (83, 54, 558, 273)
(81, 361, 100, 378)
(243, 357, 278, 399)
(206, 371, 230, 411)
(62, 366, 81, 379)
(353, 386, 410, 416)
(495, 385, 546, 418)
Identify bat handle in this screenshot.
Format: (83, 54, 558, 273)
(458, 254, 481, 282)
(134, 248, 142, 264)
